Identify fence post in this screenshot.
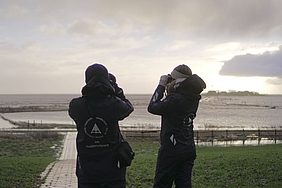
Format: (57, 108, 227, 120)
(275, 129, 277, 144)
(242, 129, 245, 146)
(196, 131, 199, 146)
(211, 130, 214, 146)
(258, 129, 261, 145)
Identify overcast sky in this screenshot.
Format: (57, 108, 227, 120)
(1, 0, 282, 94)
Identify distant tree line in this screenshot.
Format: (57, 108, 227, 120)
(203, 90, 261, 96)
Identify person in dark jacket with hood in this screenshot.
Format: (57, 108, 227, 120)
(147, 64, 206, 188)
(69, 63, 134, 188)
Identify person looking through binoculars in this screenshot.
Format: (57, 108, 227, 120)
(148, 64, 206, 188)
(69, 63, 133, 188)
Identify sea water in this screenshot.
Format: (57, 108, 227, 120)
(1, 94, 282, 130)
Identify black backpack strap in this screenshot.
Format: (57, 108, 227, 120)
(84, 98, 95, 117)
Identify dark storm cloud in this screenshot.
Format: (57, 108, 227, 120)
(219, 46, 282, 77)
(2, 0, 282, 41)
(92, 0, 282, 39)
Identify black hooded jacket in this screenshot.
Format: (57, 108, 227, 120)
(147, 74, 206, 154)
(69, 80, 133, 183)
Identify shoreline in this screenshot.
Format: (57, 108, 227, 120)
(0, 114, 17, 129)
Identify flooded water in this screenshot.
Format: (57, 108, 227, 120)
(1, 94, 282, 131)
(0, 115, 16, 128)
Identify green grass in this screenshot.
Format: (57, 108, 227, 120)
(1, 135, 282, 188)
(0, 157, 54, 188)
(127, 140, 282, 188)
(127, 140, 159, 187)
(193, 146, 282, 188)
(0, 132, 63, 188)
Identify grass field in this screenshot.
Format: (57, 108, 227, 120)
(127, 140, 282, 188)
(1, 133, 282, 188)
(0, 132, 62, 188)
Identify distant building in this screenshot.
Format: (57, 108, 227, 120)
(206, 90, 217, 95)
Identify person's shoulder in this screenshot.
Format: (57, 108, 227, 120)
(163, 93, 180, 102)
(69, 96, 84, 106)
(167, 92, 183, 99)
(166, 92, 187, 103)
(70, 96, 83, 102)
(108, 95, 127, 105)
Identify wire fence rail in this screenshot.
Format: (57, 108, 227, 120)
(121, 129, 282, 146)
(1, 128, 282, 146)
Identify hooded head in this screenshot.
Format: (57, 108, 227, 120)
(167, 64, 206, 97)
(171, 64, 192, 79)
(82, 63, 115, 96)
(167, 64, 192, 94)
(85, 63, 109, 84)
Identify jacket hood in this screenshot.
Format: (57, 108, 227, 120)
(176, 74, 206, 100)
(81, 76, 115, 97)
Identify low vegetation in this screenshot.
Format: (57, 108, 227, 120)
(0, 132, 63, 188)
(1, 133, 282, 188)
(127, 140, 282, 188)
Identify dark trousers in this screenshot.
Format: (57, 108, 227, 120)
(78, 180, 126, 188)
(153, 148, 196, 188)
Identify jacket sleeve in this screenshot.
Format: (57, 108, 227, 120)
(68, 98, 83, 124)
(147, 85, 179, 115)
(116, 97, 134, 120)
